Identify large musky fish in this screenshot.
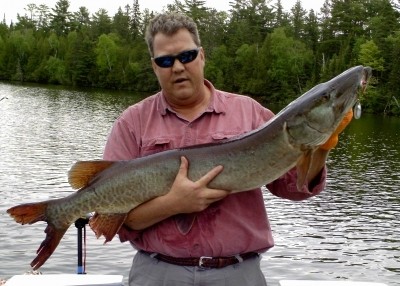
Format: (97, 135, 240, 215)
(7, 65, 371, 270)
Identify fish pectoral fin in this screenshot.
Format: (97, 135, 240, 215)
(89, 213, 127, 242)
(68, 161, 115, 189)
(296, 149, 313, 190)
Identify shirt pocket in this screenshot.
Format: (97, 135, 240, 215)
(140, 137, 171, 156)
(210, 131, 241, 142)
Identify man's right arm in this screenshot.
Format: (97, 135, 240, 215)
(123, 156, 230, 230)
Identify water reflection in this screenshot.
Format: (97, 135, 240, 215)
(0, 82, 399, 285)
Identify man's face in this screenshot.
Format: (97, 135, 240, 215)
(151, 29, 205, 107)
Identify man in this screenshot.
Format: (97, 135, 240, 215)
(103, 12, 351, 286)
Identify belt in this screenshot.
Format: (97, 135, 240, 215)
(141, 251, 258, 268)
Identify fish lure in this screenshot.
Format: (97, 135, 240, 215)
(354, 100, 362, 119)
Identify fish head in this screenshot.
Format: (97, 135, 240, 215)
(285, 65, 372, 148)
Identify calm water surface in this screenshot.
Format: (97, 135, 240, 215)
(0, 82, 399, 285)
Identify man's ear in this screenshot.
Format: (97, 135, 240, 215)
(200, 47, 205, 61)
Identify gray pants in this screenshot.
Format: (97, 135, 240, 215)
(128, 251, 267, 286)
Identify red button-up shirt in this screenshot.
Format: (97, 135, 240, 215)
(103, 80, 326, 257)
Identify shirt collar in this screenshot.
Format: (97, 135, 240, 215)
(157, 80, 226, 116)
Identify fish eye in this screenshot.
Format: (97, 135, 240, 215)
(321, 92, 330, 101)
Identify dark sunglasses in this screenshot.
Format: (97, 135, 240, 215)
(153, 48, 201, 68)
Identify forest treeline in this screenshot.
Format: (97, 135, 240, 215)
(0, 0, 400, 115)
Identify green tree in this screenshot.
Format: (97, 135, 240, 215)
(205, 45, 232, 89)
(47, 32, 60, 57)
(0, 35, 6, 78)
(200, 9, 229, 54)
(122, 42, 157, 91)
(358, 40, 384, 72)
(50, 0, 73, 35)
(25, 4, 38, 23)
(227, 0, 274, 53)
(8, 29, 35, 81)
(112, 8, 131, 41)
(272, 0, 290, 28)
(14, 14, 36, 30)
(65, 31, 95, 86)
(29, 35, 52, 82)
(260, 27, 313, 102)
(319, 0, 334, 61)
(46, 56, 66, 84)
(37, 4, 50, 30)
(95, 33, 120, 87)
(130, 0, 142, 41)
(72, 6, 91, 31)
(384, 32, 400, 115)
(95, 34, 118, 72)
(303, 9, 320, 81)
(366, 0, 400, 82)
(91, 9, 112, 38)
(234, 43, 259, 93)
(357, 39, 385, 113)
(329, 0, 366, 39)
(289, 0, 307, 40)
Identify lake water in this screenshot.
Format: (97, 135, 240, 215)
(0, 82, 399, 285)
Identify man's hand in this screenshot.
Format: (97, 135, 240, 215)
(320, 109, 354, 151)
(124, 156, 230, 231)
(166, 156, 231, 214)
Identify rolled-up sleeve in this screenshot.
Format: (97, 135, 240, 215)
(266, 166, 327, 201)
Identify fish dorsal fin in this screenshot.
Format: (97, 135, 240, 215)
(68, 160, 115, 189)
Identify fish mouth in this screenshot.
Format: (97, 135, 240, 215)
(350, 66, 372, 118)
(339, 66, 372, 114)
(355, 66, 372, 99)
(361, 67, 372, 91)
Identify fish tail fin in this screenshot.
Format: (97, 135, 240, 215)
(31, 223, 68, 270)
(7, 202, 68, 270)
(7, 202, 48, 225)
